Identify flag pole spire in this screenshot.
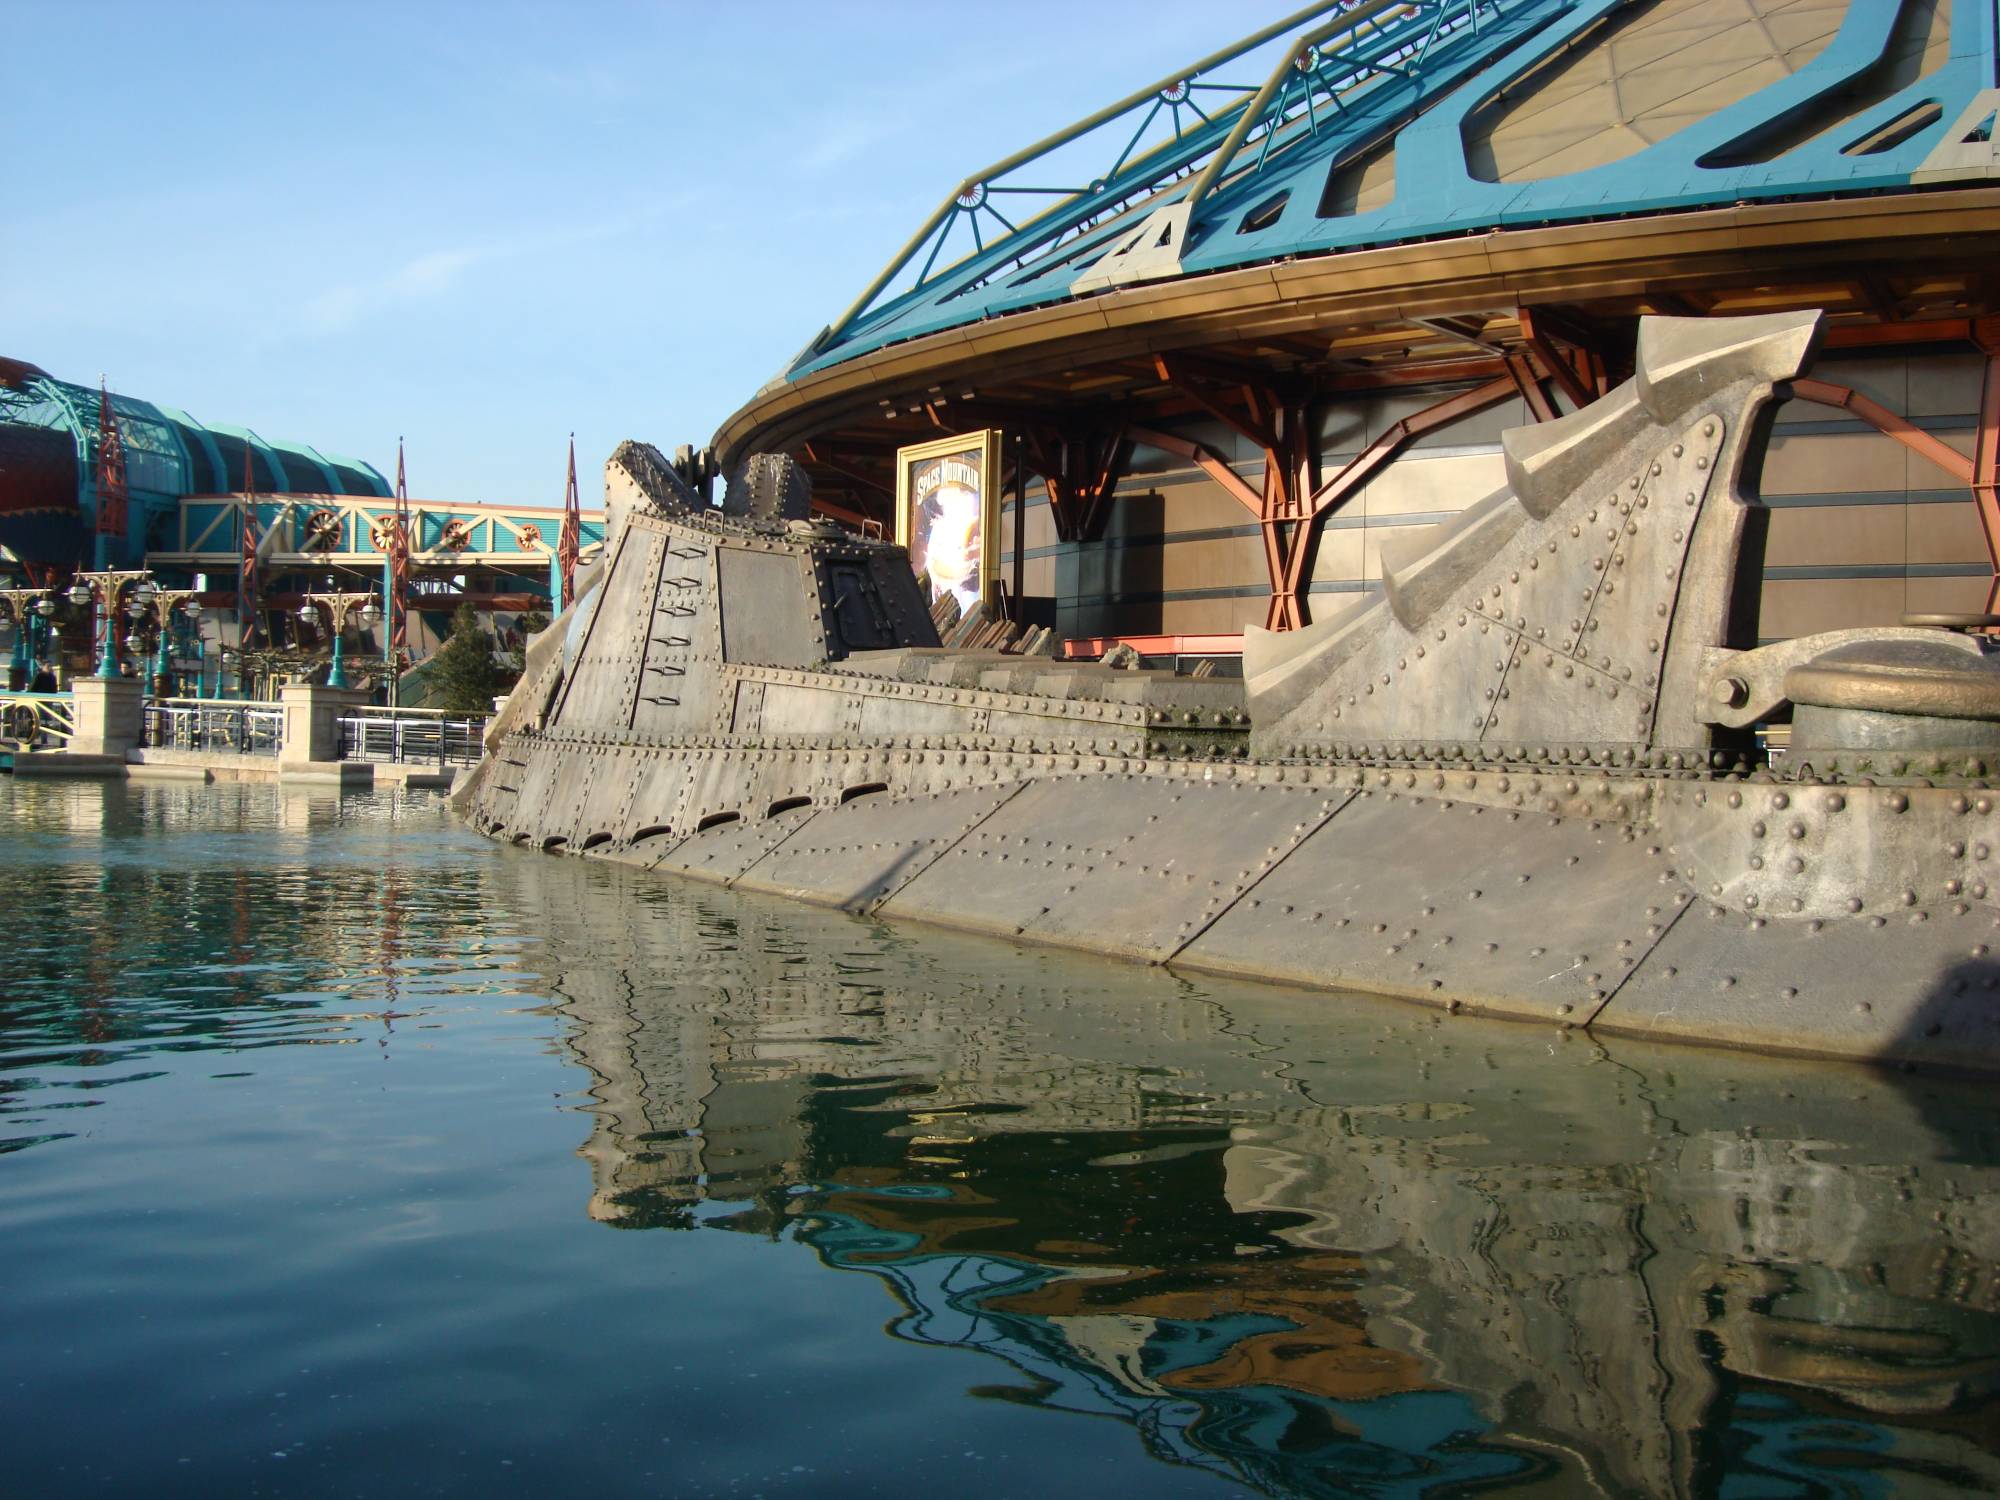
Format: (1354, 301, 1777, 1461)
(557, 433, 581, 612)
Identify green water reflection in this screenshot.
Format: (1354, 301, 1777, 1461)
(2, 778, 1998, 1497)
(512, 819, 2000, 1497)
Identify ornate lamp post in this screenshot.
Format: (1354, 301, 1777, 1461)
(142, 590, 204, 697)
(67, 570, 153, 680)
(299, 591, 381, 692)
(32, 596, 55, 683)
(0, 589, 57, 688)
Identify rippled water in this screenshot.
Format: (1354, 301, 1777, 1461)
(2, 778, 1998, 1498)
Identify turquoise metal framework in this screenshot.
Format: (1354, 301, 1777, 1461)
(160, 494, 605, 569)
(0, 369, 390, 569)
(799, 0, 2000, 379)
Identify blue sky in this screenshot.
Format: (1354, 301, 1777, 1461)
(3, 0, 1251, 504)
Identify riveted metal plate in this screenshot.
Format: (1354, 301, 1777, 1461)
(629, 547, 709, 736)
(761, 681, 858, 736)
(717, 546, 819, 667)
(885, 775, 1349, 961)
(677, 747, 801, 834)
(488, 739, 551, 831)
(1659, 781, 2000, 921)
(524, 740, 569, 827)
(648, 804, 821, 886)
(618, 755, 699, 844)
(852, 692, 976, 737)
(556, 528, 667, 732)
(1599, 901, 2000, 1070)
(735, 782, 1026, 910)
(1175, 790, 1681, 1022)
(570, 751, 628, 844)
(1253, 381, 1738, 757)
(538, 752, 602, 846)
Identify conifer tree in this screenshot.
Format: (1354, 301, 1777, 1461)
(428, 602, 504, 713)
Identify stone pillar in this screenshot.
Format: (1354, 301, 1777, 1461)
(277, 683, 370, 773)
(68, 677, 144, 758)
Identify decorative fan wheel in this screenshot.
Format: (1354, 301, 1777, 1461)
(304, 509, 341, 551)
(515, 523, 542, 550)
(440, 519, 473, 552)
(369, 518, 400, 552)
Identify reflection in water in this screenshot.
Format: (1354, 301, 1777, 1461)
(3, 778, 1998, 1497)
(498, 856, 2000, 1498)
(0, 779, 529, 1152)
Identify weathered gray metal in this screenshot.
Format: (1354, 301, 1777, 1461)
(721, 452, 813, 525)
(1788, 637, 2000, 754)
(457, 312, 2000, 1072)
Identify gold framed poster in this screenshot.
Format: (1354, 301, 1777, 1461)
(895, 429, 1002, 614)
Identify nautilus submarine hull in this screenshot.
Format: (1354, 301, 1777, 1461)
(457, 313, 2000, 1073)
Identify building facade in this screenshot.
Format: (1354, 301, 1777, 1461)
(713, 0, 2000, 665)
(0, 356, 603, 692)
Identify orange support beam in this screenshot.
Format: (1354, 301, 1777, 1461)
(1823, 317, 1995, 351)
(1276, 376, 1517, 615)
(1127, 424, 1263, 515)
(1024, 426, 1127, 544)
(1138, 371, 1518, 632)
(807, 496, 876, 531)
(1505, 352, 1559, 423)
(1517, 306, 1592, 409)
(1792, 350, 2000, 613)
(1973, 327, 2000, 610)
(1788, 378, 1974, 485)
(1146, 359, 1314, 629)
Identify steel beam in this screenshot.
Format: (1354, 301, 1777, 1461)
(1787, 378, 1976, 485)
(1974, 324, 2000, 611)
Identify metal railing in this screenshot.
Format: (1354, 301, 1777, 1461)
(142, 701, 284, 757)
(13, 691, 489, 767)
(0, 691, 75, 748)
(813, 0, 1500, 362)
(337, 706, 488, 767)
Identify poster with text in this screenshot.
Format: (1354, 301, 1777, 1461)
(896, 429, 1001, 616)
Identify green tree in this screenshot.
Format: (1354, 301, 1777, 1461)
(428, 602, 504, 713)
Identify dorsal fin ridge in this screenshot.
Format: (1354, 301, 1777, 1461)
(1248, 310, 1824, 750)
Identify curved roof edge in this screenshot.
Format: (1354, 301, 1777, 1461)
(786, 0, 2000, 385)
(715, 182, 2000, 464)
(2, 365, 390, 501)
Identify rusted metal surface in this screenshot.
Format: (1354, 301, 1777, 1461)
(460, 312, 2000, 1073)
(1975, 339, 2000, 613)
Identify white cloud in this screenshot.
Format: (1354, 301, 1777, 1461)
(798, 113, 909, 171)
(302, 246, 492, 334)
(294, 202, 693, 338)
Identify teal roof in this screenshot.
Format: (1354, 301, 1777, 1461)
(797, 0, 1999, 378)
(1, 371, 390, 505)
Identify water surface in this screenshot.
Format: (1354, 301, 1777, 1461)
(2, 778, 1997, 1497)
